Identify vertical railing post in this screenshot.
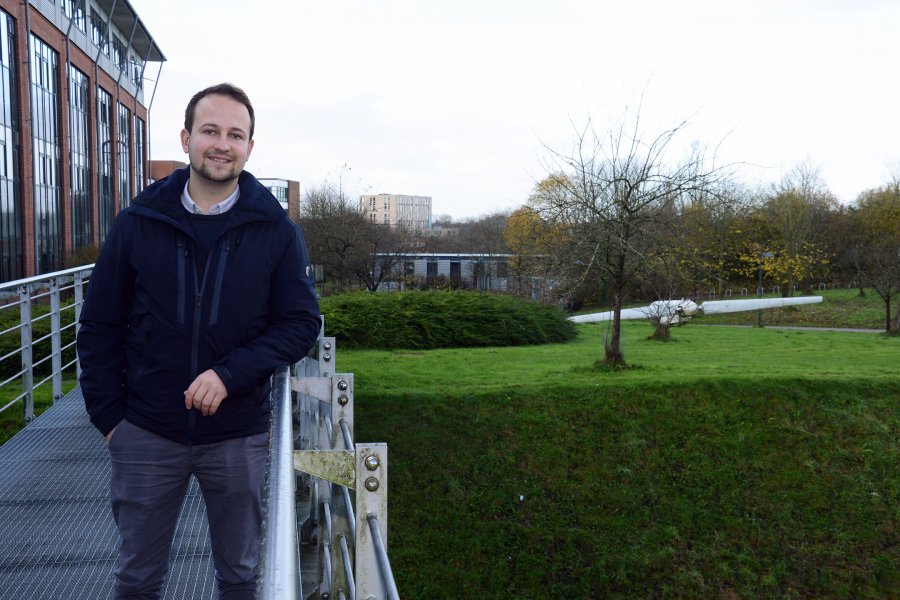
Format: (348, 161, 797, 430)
(329, 374, 354, 597)
(50, 277, 63, 403)
(74, 270, 86, 378)
(19, 285, 34, 423)
(356, 443, 393, 600)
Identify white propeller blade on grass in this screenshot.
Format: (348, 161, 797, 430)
(570, 296, 823, 325)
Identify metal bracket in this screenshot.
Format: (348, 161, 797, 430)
(293, 450, 357, 489)
(292, 376, 332, 402)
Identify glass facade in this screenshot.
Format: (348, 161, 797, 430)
(0, 9, 22, 281)
(69, 66, 91, 250)
(30, 35, 62, 274)
(97, 87, 113, 241)
(134, 115, 145, 195)
(117, 103, 131, 211)
(0, 2, 157, 279)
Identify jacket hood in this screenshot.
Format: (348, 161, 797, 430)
(131, 167, 287, 226)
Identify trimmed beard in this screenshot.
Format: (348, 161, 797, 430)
(190, 156, 241, 184)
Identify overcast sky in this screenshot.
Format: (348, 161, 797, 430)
(136, 0, 899, 220)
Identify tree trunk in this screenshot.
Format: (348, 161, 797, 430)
(886, 296, 893, 334)
(605, 290, 625, 364)
(605, 254, 627, 366)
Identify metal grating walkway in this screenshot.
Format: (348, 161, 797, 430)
(0, 387, 218, 600)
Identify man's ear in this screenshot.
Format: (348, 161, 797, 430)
(247, 138, 254, 160)
(180, 129, 190, 153)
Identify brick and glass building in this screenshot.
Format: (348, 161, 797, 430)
(259, 177, 300, 222)
(0, 0, 163, 281)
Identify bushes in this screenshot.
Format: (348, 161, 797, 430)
(320, 291, 577, 350)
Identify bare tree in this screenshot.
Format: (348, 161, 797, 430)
(535, 106, 729, 366)
(350, 220, 415, 292)
(299, 180, 412, 293)
(854, 181, 900, 333)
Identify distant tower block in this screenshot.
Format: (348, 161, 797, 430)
(360, 194, 433, 230)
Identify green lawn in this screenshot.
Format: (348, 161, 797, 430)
(345, 322, 899, 598)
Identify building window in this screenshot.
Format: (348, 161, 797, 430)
(117, 103, 131, 212)
(426, 260, 438, 281)
(97, 87, 113, 241)
(0, 9, 22, 281)
(90, 8, 108, 56)
(130, 55, 143, 91)
(272, 186, 288, 211)
(69, 65, 92, 250)
(30, 35, 62, 275)
(112, 35, 127, 71)
(62, 0, 86, 32)
(134, 115, 145, 194)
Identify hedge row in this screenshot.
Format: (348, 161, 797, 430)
(320, 291, 577, 350)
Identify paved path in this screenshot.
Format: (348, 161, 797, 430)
(701, 324, 884, 333)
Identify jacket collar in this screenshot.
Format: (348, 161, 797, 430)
(130, 167, 286, 225)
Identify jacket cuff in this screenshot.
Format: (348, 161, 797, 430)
(212, 365, 233, 392)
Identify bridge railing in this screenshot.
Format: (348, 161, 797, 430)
(257, 335, 400, 599)
(0, 266, 92, 424)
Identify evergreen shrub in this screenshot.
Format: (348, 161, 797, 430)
(320, 291, 577, 350)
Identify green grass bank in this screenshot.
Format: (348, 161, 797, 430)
(346, 322, 898, 598)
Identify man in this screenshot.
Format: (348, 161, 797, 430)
(78, 83, 321, 599)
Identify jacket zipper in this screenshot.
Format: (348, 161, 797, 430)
(187, 242, 216, 443)
(186, 230, 235, 442)
(208, 237, 231, 326)
(176, 237, 186, 325)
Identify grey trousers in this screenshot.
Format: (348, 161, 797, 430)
(107, 419, 268, 600)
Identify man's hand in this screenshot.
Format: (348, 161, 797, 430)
(105, 426, 117, 444)
(185, 369, 229, 416)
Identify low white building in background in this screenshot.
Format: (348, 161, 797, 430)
(360, 194, 432, 230)
(381, 253, 511, 292)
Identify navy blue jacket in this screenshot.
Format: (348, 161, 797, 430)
(78, 168, 321, 444)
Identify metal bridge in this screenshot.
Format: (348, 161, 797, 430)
(0, 267, 397, 599)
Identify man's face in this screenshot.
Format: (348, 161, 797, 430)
(180, 94, 254, 185)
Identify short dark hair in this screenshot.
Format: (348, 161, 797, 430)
(184, 83, 255, 139)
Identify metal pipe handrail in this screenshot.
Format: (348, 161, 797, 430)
(0, 265, 94, 293)
(256, 365, 300, 599)
(338, 533, 356, 600)
(366, 514, 401, 600)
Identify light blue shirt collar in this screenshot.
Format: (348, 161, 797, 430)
(181, 181, 240, 215)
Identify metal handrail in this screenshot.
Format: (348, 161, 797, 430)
(257, 365, 300, 598)
(0, 265, 93, 420)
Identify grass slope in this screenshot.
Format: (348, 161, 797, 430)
(345, 323, 899, 598)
